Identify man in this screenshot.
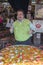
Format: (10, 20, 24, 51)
(10, 10, 36, 45)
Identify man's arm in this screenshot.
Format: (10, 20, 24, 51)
(10, 24, 14, 33)
(30, 22, 36, 34)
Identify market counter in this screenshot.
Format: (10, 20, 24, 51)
(0, 45, 43, 65)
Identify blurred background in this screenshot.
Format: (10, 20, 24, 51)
(0, 0, 43, 49)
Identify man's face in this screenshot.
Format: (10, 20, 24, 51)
(17, 11, 24, 21)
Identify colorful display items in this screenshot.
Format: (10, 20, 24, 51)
(0, 45, 43, 65)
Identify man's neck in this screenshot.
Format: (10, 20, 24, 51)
(18, 18, 25, 22)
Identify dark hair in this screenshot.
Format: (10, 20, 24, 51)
(17, 9, 24, 14)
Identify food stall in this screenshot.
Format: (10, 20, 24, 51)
(0, 0, 43, 65)
(0, 45, 43, 65)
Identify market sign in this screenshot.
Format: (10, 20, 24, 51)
(35, 24, 41, 28)
(33, 20, 43, 32)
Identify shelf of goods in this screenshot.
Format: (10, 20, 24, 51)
(0, 29, 10, 39)
(35, 4, 43, 19)
(0, 45, 43, 65)
(0, 29, 14, 49)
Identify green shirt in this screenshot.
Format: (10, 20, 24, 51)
(13, 19, 31, 41)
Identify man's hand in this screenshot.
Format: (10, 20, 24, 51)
(29, 30, 35, 34)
